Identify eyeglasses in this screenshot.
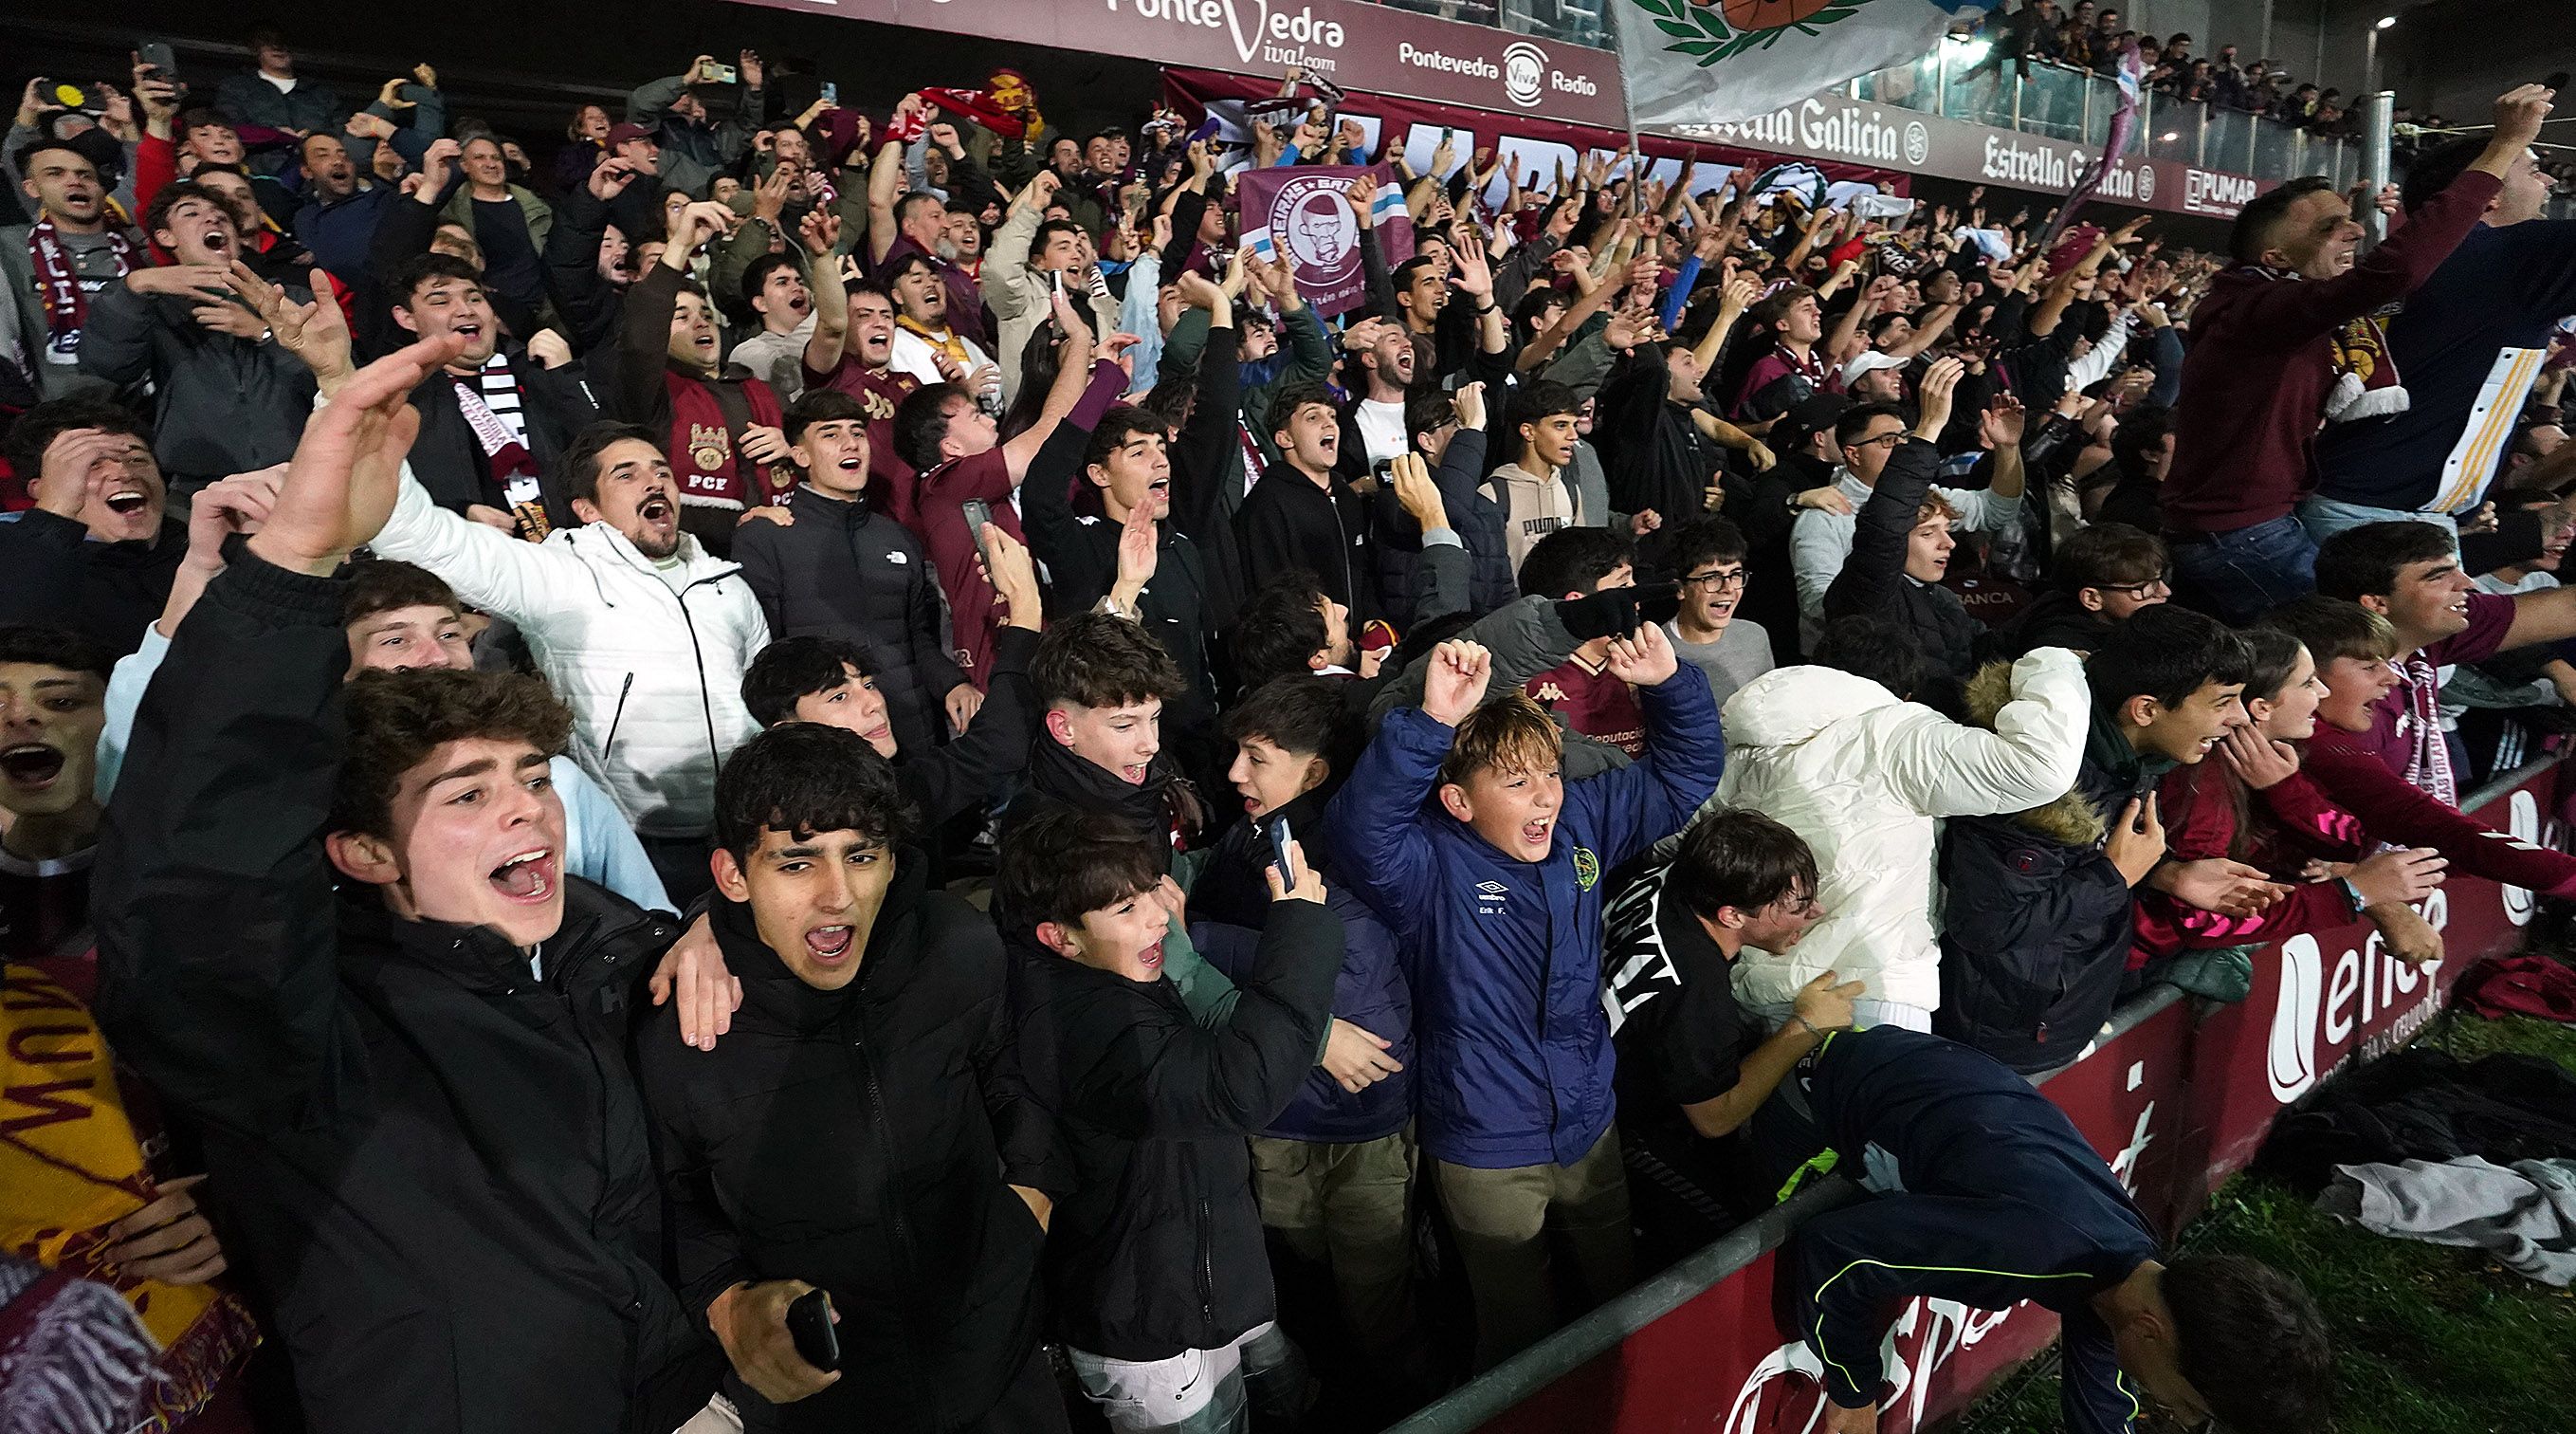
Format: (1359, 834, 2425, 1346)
(2097, 570, 2175, 599)
(1848, 432, 1907, 451)
(1683, 568, 1749, 593)
(1766, 889, 1822, 918)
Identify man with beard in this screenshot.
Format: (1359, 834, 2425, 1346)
(802, 278, 924, 527)
(262, 277, 767, 900)
(78, 193, 315, 504)
(2, 138, 139, 400)
(93, 337, 723, 1434)
(291, 131, 402, 286)
(613, 200, 795, 557)
(0, 400, 182, 657)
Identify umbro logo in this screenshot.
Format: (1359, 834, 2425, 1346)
(1475, 880, 1508, 896)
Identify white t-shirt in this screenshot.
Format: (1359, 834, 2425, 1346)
(1354, 398, 1408, 467)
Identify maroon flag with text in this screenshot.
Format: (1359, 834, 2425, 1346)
(1234, 162, 1414, 321)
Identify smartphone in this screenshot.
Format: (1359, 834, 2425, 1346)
(960, 500, 996, 569)
(703, 62, 738, 85)
(137, 41, 177, 80)
(1269, 814, 1298, 887)
(819, 80, 839, 106)
(785, 1288, 840, 1371)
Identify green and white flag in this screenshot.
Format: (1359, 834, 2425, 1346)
(1614, 0, 2002, 128)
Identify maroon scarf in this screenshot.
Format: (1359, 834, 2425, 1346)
(28, 219, 135, 364)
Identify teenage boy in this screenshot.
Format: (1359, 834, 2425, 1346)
(1013, 611, 1204, 858)
(1002, 807, 1342, 1433)
(1190, 676, 1423, 1398)
(1983, 522, 2172, 661)
(1242, 378, 1382, 626)
(2312, 519, 2576, 804)
(737, 521, 1047, 833)
(800, 281, 924, 527)
(93, 339, 719, 1434)
(734, 389, 974, 756)
(1484, 379, 1594, 576)
(1765, 1026, 2335, 1434)
(0, 627, 111, 961)
(1789, 362, 2023, 650)
(636, 724, 1067, 1433)
(1600, 808, 1858, 1222)
(1662, 518, 1775, 713)
(0, 398, 183, 659)
(383, 253, 599, 534)
(1515, 527, 1649, 757)
(1326, 634, 1724, 1368)
(2, 138, 137, 397)
(93, 536, 669, 912)
(1932, 637, 2184, 1074)
(2263, 596, 2576, 899)
(893, 291, 1120, 687)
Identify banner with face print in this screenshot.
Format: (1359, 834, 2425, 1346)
(1234, 162, 1415, 319)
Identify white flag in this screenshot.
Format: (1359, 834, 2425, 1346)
(1613, 0, 2002, 129)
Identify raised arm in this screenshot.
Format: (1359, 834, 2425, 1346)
(94, 336, 461, 1132)
(996, 293, 1101, 482)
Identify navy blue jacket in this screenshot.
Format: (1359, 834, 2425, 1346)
(1324, 665, 1725, 1167)
(1771, 1027, 2160, 1434)
(2314, 219, 2576, 513)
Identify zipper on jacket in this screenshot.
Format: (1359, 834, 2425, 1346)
(1187, 1161, 1217, 1336)
(856, 1031, 939, 1425)
(601, 672, 636, 760)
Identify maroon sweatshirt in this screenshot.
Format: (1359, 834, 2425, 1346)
(2160, 170, 2502, 536)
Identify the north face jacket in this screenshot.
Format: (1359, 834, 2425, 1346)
(1325, 666, 1724, 1168)
(732, 484, 967, 758)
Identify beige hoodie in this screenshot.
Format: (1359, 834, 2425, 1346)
(1482, 461, 1582, 579)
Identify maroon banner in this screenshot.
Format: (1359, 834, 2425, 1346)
(724, 0, 1631, 129)
(1167, 66, 1912, 208)
(1461, 761, 2560, 1434)
(1237, 161, 1414, 319)
(1690, 93, 2277, 220)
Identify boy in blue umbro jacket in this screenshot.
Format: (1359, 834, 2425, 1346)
(1325, 632, 1723, 1367)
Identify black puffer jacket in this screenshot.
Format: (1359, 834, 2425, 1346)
(93, 557, 715, 1434)
(0, 510, 182, 658)
(635, 863, 1057, 1433)
(1932, 662, 2136, 1074)
(733, 484, 968, 756)
(403, 345, 600, 515)
(1009, 896, 1342, 1361)
(75, 281, 317, 500)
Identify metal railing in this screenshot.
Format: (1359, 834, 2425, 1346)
(1852, 38, 2366, 189)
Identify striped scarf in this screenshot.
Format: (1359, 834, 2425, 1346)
(27, 219, 134, 366)
(2396, 653, 2457, 808)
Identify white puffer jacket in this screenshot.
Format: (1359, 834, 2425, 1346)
(371, 472, 770, 836)
(1713, 648, 2090, 1014)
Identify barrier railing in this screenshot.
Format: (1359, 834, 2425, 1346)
(1386, 755, 2566, 1434)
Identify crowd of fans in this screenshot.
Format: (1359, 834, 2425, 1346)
(0, 23, 2569, 1434)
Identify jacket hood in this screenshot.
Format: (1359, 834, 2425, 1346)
(1721, 664, 1904, 747)
(1963, 660, 2107, 846)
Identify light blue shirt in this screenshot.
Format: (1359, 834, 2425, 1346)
(98, 625, 672, 913)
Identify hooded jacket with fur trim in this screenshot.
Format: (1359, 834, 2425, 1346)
(1932, 662, 2137, 1074)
